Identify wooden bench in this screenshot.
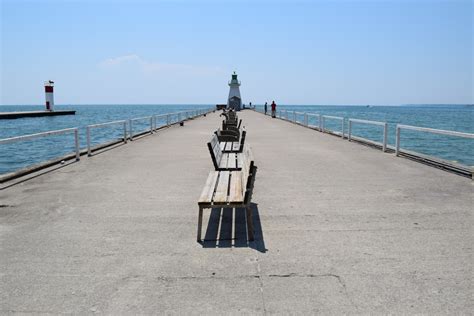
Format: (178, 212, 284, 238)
(218, 130, 246, 153)
(215, 129, 239, 142)
(220, 110, 238, 121)
(198, 145, 257, 241)
(223, 119, 241, 129)
(208, 136, 244, 171)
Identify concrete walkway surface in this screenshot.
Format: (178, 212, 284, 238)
(1, 110, 472, 314)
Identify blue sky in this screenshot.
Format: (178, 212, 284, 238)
(1, 0, 472, 105)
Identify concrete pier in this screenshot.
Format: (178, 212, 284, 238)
(0, 110, 76, 119)
(1, 110, 472, 314)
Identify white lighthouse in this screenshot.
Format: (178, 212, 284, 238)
(227, 71, 242, 111)
(44, 80, 54, 111)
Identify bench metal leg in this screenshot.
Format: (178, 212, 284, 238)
(246, 205, 254, 241)
(197, 207, 203, 242)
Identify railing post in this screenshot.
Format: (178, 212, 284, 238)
(348, 120, 352, 141)
(383, 123, 388, 152)
(74, 129, 80, 161)
(341, 119, 345, 138)
(123, 121, 127, 143)
(395, 126, 400, 156)
(86, 126, 91, 156)
(321, 116, 325, 132)
(304, 113, 308, 126)
(150, 117, 153, 133)
(318, 115, 322, 131)
(129, 119, 133, 141)
(167, 114, 170, 126)
(293, 111, 296, 122)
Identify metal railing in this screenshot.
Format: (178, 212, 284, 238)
(153, 113, 170, 130)
(129, 116, 154, 140)
(0, 127, 80, 161)
(0, 108, 214, 178)
(349, 118, 388, 152)
(257, 108, 473, 171)
(307, 113, 322, 130)
(86, 120, 127, 156)
(294, 111, 306, 124)
(321, 115, 345, 138)
(396, 124, 474, 156)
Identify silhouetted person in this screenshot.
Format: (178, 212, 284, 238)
(264, 102, 268, 115)
(271, 101, 276, 118)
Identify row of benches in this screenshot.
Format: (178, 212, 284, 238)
(197, 111, 257, 242)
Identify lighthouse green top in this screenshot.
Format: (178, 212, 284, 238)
(229, 71, 240, 85)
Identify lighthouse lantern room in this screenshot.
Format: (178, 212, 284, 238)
(227, 71, 242, 111)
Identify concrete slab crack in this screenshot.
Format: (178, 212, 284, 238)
(255, 258, 268, 315)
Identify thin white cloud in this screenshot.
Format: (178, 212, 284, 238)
(99, 54, 223, 76)
(100, 54, 141, 67)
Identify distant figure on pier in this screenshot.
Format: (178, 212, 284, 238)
(249, 102, 252, 110)
(271, 101, 277, 118)
(264, 102, 268, 115)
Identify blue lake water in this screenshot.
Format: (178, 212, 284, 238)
(0, 104, 473, 175)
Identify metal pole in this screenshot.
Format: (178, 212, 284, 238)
(123, 121, 127, 143)
(383, 123, 388, 152)
(167, 114, 170, 126)
(318, 115, 322, 131)
(395, 126, 400, 156)
(305, 113, 308, 126)
(321, 116, 325, 132)
(341, 119, 345, 138)
(293, 111, 296, 123)
(348, 120, 352, 141)
(74, 129, 80, 161)
(150, 117, 153, 134)
(86, 126, 91, 156)
(129, 119, 133, 141)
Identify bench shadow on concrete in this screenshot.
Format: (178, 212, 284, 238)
(201, 203, 266, 253)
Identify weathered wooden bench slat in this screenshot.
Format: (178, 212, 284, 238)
(227, 155, 237, 169)
(213, 171, 230, 203)
(228, 172, 244, 203)
(198, 171, 219, 204)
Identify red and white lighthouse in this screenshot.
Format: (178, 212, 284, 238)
(44, 80, 54, 111)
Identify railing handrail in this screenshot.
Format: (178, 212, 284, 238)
(130, 115, 153, 122)
(349, 118, 386, 127)
(397, 124, 474, 139)
(322, 115, 344, 120)
(0, 127, 78, 145)
(154, 113, 170, 118)
(0, 127, 80, 162)
(349, 118, 388, 152)
(87, 120, 127, 129)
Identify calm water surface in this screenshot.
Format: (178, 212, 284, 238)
(1, 104, 473, 175)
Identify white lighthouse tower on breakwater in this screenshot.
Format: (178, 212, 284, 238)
(44, 80, 54, 111)
(227, 71, 242, 111)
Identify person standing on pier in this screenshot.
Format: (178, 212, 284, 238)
(271, 100, 277, 118)
(264, 102, 268, 115)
